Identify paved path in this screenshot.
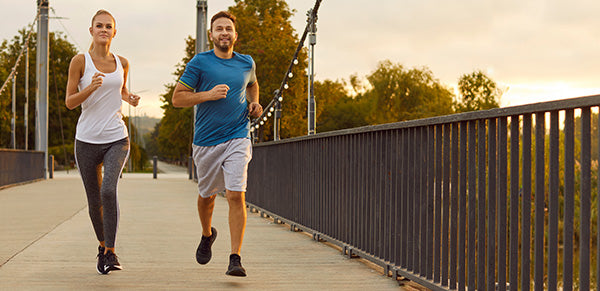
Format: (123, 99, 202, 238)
(0, 165, 411, 290)
(156, 160, 188, 174)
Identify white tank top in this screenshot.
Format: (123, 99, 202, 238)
(75, 52, 128, 143)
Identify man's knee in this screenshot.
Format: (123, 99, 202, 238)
(198, 194, 216, 205)
(226, 191, 245, 204)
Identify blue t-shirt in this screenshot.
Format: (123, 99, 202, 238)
(179, 50, 257, 146)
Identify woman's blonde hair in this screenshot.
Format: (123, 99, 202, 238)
(89, 9, 116, 51)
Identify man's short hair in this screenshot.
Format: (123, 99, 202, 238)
(211, 11, 236, 31)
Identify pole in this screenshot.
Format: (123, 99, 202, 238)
(11, 75, 16, 149)
(195, 1, 208, 124)
(36, 0, 49, 178)
(307, 8, 317, 135)
(196, 0, 208, 55)
(25, 46, 29, 150)
(191, 0, 208, 172)
(127, 72, 132, 172)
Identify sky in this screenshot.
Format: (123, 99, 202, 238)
(2, 0, 600, 118)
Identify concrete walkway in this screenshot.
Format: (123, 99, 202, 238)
(0, 165, 410, 290)
(156, 160, 188, 174)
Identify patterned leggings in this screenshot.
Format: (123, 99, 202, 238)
(74, 137, 129, 248)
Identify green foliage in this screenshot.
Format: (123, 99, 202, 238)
(315, 79, 368, 132)
(575, 113, 600, 161)
(143, 122, 160, 158)
(454, 70, 501, 113)
(48, 142, 74, 169)
(123, 116, 149, 172)
(320, 60, 453, 128)
(0, 29, 80, 153)
(310, 61, 458, 133)
(157, 103, 194, 162)
(299, 60, 461, 133)
(362, 60, 454, 125)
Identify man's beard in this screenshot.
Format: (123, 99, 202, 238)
(213, 37, 233, 51)
(215, 43, 231, 51)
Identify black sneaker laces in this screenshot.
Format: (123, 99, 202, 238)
(200, 235, 212, 251)
(105, 251, 118, 264)
(230, 255, 241, 266)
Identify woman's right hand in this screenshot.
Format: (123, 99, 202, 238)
(88, 72, 105, 92)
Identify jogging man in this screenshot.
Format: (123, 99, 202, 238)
(172, 11, 262, 277)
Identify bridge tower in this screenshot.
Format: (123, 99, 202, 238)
(36, 0, 49, 178)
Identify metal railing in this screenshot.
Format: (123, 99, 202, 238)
(247, 94, 600, 290)
(0, 149, 45, 188)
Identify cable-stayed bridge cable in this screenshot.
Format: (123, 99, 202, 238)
(0, 2, 42, 97)
(250, 0, 322, 133)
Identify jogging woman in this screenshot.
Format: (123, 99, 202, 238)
(65, 9, 140, 274)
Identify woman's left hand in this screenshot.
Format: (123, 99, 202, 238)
(128, 94, 141, 107)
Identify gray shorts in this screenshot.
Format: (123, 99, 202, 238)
(192, 138, 252, 198)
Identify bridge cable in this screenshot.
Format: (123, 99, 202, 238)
(249, 0, 322, 134)
(0, 2, 42, 98)
(49, 7, 83, 52)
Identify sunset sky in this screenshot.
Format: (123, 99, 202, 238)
(2, 0, 600, 118)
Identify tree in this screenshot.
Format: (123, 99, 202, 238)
(454, 70, 501, 113)
(123, 116, 149, 172)
(314, 79, 368, 132)
(144, 122, 160, 158)
(311, 61, 458, 133)
(361, 60, 454, 125)
(0, 29, 79, 159)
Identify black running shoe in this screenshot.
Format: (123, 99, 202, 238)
(226, 254, 247, 277)
(196, 227, 217, 264)
(96, 246, 108, 274)
(103, 250, 123, 273)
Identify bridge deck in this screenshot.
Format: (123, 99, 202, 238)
(0, 164, 409, 290)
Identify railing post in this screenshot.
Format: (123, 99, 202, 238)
(11, 75, 16, 149)
(153, 156, 158, 179)
(193, 162, 198, 181)
(48, 154, 54, 179)
(188, 156, 193, 180)
(274, 101, 281, 141)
